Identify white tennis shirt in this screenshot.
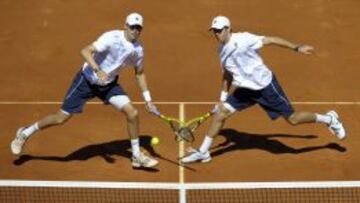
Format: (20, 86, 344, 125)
(219, 32, 273, 90)
(82, 30, 144, 85)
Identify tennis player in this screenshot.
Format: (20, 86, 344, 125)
(11, 13, 159, 168)
(181, 16, 346, 164)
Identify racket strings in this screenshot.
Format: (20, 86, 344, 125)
(177, 127, 194, 142)
(158, 111, 214, 143)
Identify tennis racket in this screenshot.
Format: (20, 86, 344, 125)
(152, 109, 187, 142)
(178, 109, 216, 142)
(172, 110, 216, 142)
(153, 109, 216, 143)
(184, 110, 215, 134)
(176, 126, 195, 142)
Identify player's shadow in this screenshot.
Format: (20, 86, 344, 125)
(13, 135, 184, 172)
(210, 128, 346, 158)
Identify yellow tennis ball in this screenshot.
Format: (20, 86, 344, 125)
(151, 136, 160, 146)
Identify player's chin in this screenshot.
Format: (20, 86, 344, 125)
(131, 35, 140, 41)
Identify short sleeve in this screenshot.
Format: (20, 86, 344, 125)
(243, 32, 265, 50)
(92, 32, 113, 52)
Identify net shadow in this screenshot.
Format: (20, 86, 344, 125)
(210, 128, 347, 158)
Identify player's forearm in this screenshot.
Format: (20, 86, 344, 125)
(136, 72, 153, 102)
(221, 71, 232, 92)
(136, 72, 149, 92)
(221, 79, 230, 92)
(263, 36, 301, 51)
(220, 71, 232, 102)
(81, 45, 100, 71)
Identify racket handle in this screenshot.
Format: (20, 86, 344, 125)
(211, 105, 219, 114)
(152, 108, 161, 116)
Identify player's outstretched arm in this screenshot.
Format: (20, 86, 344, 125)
(221, 70, 233, 93)
(134, 66, 158, 114)
(262, 36, 314, 55)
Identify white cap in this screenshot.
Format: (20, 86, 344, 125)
(125, 12, 143, 27)
(210, 16, 231, 30)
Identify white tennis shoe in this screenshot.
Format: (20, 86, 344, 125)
(132, 152, 159, 168)
(11, 127, 28, 155)
(326, 111, 346, 140)
(180, 148, 211, 164)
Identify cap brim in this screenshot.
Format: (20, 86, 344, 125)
(127, 22, 143, 27)
(209, 26, 227, 31)
(209, 26, 216, 31)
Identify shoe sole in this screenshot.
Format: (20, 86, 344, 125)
(11, 127, 26, 155)
(10, 140, 20, 155)
(180, 156, 212, 164)
(337, 133, 346, 140)
(201, 157, 212, 163)
(132, 164, 158, 168)
(327, 111, 346, 140)
(132, 160, 159, 168)
(328, 110, 339, 120)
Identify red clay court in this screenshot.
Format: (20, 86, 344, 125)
(1, 0, 360, 202)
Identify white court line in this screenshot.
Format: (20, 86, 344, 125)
(0, 101, 360, 105)
(1, 180, 360, 189)
(179, 103, 186, 203)
(179, 103, 185, 184)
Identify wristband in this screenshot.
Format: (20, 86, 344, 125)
(220, 91, 228, 102)
(142, 90, 152, 102)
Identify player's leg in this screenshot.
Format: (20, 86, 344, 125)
(11, 71, 94, 155)
(199, 104, 233, 151)
(20, 110, 72, 138)
(181, 89, 254, 164)
(287, 111, 346, 140)
(11, 111, 72, 155)
(108, 92, 158, 168)
(259, 76, 346, 139)
(119, 102, 140, 140)
(287, 112, 316, 125)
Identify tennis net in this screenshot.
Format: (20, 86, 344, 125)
(1, 180, 360, 203)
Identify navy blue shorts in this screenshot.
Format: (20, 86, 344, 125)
(61, 71, 127, 114)
(226, 76, 294, 120)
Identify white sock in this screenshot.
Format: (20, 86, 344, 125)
(22, 123, 39, 138)
(315, 114, 332, 125)
(131, 138, 140, 158)
(199, 136, 213, 153)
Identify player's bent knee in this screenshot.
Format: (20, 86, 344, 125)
(216, 111, 228, 120)
(218, 103, 234, 118)
(127, 109, 139, 121)
(109, 95, 131, 111)
(122, 105, 138, 121)
(55, 111, 72, 124)
(287, 113, 300, 125)
(222, 103, 236, 114)
(214, 106, 231, 122)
